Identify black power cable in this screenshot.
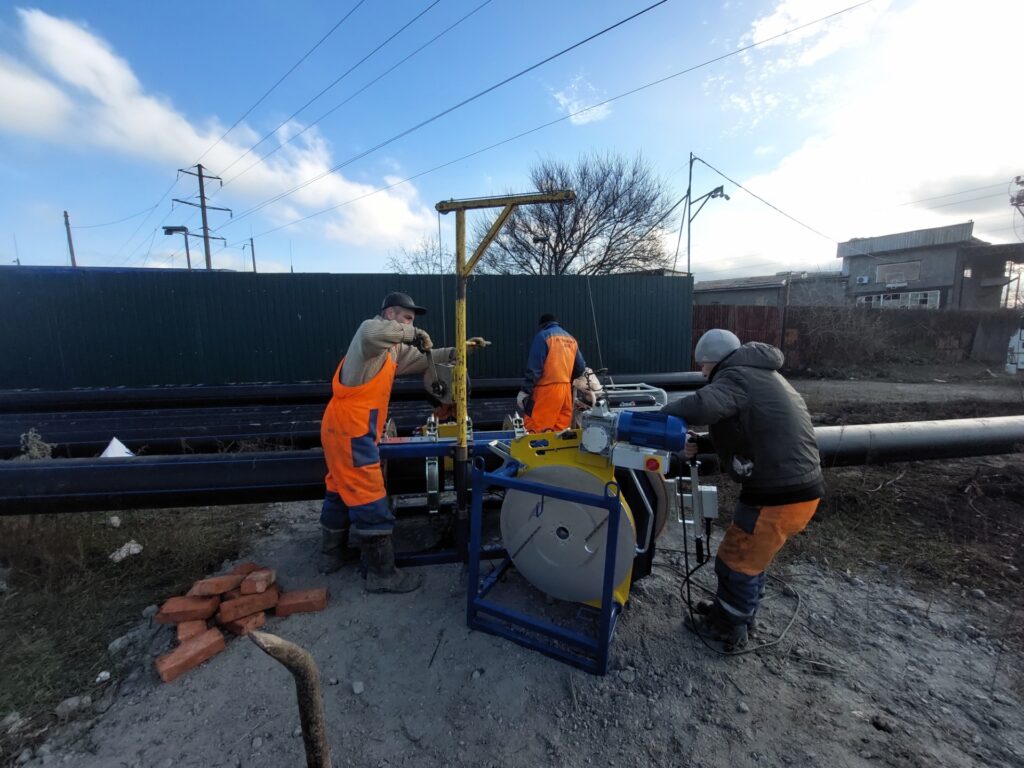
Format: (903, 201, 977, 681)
(215, 0, 442, 180)
(220, 0, 496, 191)
(222, 0, 672, 229)
(223, 0, 875, 247)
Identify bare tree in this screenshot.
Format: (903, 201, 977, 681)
(475, 153, 675, 275)
(386, 235, 452, 274)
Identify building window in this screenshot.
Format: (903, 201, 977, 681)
(962, 267, 972, 279)
(856, 290, 940, 309)
(876, 261, 921, 285)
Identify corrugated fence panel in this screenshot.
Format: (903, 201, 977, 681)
(0, 267, 692, 388)
(692, 305, 782, 359)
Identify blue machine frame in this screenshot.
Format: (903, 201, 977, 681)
(466, 458, 624, 676)
(379, 430, 514, 567)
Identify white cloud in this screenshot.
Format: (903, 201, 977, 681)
(0, 54, 73, 135)
(1, 9, 436, 260)
(552, 76, 611, 125)
(687, 0, 1023, 280)
(744, 0, 891, 69)
(709, 1, 889, 127)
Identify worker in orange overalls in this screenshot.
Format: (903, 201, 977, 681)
(516, 313, 587, 433)
(319, 291, 487, 593)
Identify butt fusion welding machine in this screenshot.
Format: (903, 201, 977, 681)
(377, 379, 718, 674)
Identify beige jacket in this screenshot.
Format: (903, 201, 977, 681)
(339, 316, 455, 387)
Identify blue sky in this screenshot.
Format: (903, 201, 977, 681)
(0, 0, 1020, 278)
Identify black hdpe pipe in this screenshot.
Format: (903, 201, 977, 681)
(814, 415, 1024, 467)
(0, 399, 514, 458)
(0, 373, 705, 414)
(3, 416, 1021, 517)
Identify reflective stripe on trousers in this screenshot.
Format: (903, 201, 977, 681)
(714, 498, 819, 625)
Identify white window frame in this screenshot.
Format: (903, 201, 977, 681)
(856, 290, 940, 309)
(876, 261, 921, 285)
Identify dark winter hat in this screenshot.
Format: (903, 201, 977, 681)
(694, 329, 741, 364)
(381, 291, 427, 316)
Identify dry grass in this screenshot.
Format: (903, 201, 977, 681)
(786, 459, 1024, 594)
(0, 505, 267, 726)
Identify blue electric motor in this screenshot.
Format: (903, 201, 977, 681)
(615, 410, 687, 452)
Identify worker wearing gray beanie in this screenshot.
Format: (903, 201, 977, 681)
(662, 329, 823, 652)
(693, 329, 741, 365)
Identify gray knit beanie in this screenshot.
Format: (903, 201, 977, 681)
(694, 329, 741, 364)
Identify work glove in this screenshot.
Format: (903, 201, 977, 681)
(573, 383, 597, 409)
(466, 337, 491, 353)
(516, 390, 529, 414)
(684, 430, 700, 460)
(410, 327, 433, 352)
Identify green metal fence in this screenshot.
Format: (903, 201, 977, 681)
(0, 266, 692, 389)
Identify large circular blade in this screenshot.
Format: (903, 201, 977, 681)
(500, 465, 636, 603)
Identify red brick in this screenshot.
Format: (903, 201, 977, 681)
(189, 574, 244, 597)
(275, 588, 329, 618)
(216, 588, 279, 624)
(176, 619, 206, 642)
(155, 628, 225, 683)
(223, 611, 266, 636)
(154, 596, 220, 624)
(223, 587, 242, 601)
(230, 562, 263, 576)
(240, 568, 276, 595)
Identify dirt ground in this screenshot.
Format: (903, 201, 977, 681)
(2, 376, 1024, 767)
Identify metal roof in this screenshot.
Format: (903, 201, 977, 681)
(837, 222, 977, 258)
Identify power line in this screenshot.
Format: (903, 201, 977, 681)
(221, 0, 672, 229)
(216, 0, 441, 180)
(693, 155, 838, 244)
(106, 4, 366, 262)
(195, 0, 368, 166)
(112, 176, 185, 259)
(922, 192, 1007, 210)
(899, 182, 1008, 206)
(221, 0, 495, 190)
(225, 0, 874, 244)
(72, 205, 159, 229)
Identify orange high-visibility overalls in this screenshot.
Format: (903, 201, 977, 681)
(321, 354, 396, 534)
(523, 324, 585, 433)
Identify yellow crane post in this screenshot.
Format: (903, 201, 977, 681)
(434, 190, 576, 537)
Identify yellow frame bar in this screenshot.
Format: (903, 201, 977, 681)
(436, 190, 575, 452)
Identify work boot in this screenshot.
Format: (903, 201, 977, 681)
(360, 535, 423, 594)
(685, 602, 749, 652)
(319, 525, 358, 574)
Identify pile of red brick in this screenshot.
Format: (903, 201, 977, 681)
(153, 562, 328, 683)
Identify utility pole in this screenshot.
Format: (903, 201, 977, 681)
(174, 164, 232, 269)
(63, 211, 78, 267)
(249, 237, 257, 273)
(685, 152, 694, 275)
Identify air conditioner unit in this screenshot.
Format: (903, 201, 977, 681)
(856, 276, 871, 285)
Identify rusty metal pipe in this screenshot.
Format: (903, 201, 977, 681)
(249, 631, 331, 768)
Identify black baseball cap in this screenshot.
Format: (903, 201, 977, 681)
(381, 291, 427, 316)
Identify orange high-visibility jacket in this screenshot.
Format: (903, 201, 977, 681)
(522, 321, 586, 432)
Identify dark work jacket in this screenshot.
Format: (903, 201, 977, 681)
(661, 342, 824, 505)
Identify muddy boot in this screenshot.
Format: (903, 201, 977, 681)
(685, 602, 749, 652)
(319, 525, 357, 574)
(360, 535, 423, 594)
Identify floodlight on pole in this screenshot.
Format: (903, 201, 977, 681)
(163, 225, 192, 270)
